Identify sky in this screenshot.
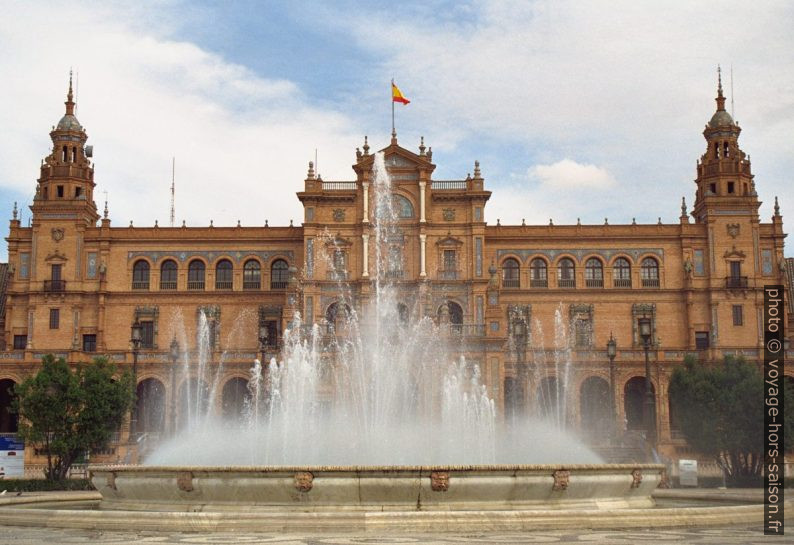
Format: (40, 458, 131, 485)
(1, 0, 793, 261)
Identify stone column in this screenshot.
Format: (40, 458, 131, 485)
(362, 182, 370, 224)
(419, 234, 427, 277)
(362, 233, 369, 278)
(419, 181, 427, 223)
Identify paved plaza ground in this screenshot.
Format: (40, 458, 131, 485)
(0, 525, 780, 545)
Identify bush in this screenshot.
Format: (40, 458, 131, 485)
(0, 478, 95, 492)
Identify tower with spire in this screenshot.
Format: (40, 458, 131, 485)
(31, 72, 99, 225)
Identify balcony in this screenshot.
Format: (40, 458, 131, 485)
(725, 276, 748, 289)
(558, 278, 576, 288)
(131, 281, 150, 290)
(438, 269, 459, 281)
(322, 181, 357, 191)
(44, 280, 66, 292)
(642, 278, 660, 288)
(432, 180, 467, 190)
(614, 278, 632, 288)
(385, 269, 404, 279)
(243, 280, 261, 290)
(447, 324, 487, 337)
(326, 271, 348, 282)
(215, 280, 233, 290)
(187, 281, 205, 290)
(270, 280, 288, 290)
(502, 278, 520, 289)
(585, 278, 603, 288)
(530, 278, 548, 288)
(159, 281, 177, 290)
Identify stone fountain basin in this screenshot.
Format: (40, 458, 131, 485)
(89, 464, 664, 512)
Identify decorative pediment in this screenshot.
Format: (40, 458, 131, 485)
(436, 233, 463, 247)
(325, 233, 352, 248)
(723, 246, 746, 259)
(44, 249, 68, 262)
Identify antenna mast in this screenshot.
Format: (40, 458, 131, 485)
(169, 157, 175, 227)
(730, 65, 735, 118)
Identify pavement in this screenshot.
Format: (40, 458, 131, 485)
(0, 524, 779, 544)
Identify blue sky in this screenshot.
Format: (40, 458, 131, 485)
(2, 1, 793, 260)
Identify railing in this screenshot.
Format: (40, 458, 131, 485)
(614, 278, 632, 288)
(270, 280, 288, 290)
(243, 280, 261, 290)
(322, 181, 357, 191)
(725, 276, 748, 289)
(642, 278, 661, 288)
(502, 278, 520, 288)
(530, 278, 548, 288)
(132, 281, 150, 290)
(438, 269, 459, 281)
(448, 324, 486, 337)
(159, 280, 177, 290)
(385, 269, 404, 279)
(187, 280, 205, 290)
(558, 278, 576, 288)
(215, 280, 233, 290)
(585, 278, 603, 288)
(43, 280, 66, 292)
(432, 180, 467, 190)
(327, 271, 348, 281)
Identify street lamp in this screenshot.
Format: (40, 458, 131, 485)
(258, 323, 269, 365)
(606, 333, 617, 441)
(129, 320, 143, 445)
(637, 317, 655, 445)
(168, 337, 180, 436)
(513, 320, 527, 417)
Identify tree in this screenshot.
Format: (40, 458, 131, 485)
(12, 354, 134, 481)
(669, 355, 793, 487)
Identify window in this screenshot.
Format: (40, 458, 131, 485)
(727, 181, 735, 194)
(693, 249, 705, 276)
(695, 331, 710, 350)
(709, 183, 716, 194)
(502, 258, 520, 288)
(387, 246, 403, 278)
(761, 249, 773, 276)
(82, 334, 97, 352)
(729, 261, 741, 278)
(441, 250, 457, 280)
(613, 257, 631, 287)
(271, 259, 289, 289)
(574, 318, 592, 348)
(51, 264, 62, 281)
(215, 259, 233, 290)
(160, 260, 177, 290)
(530, 258, 548, 288)
(732, 305, 743, 326)
(329, 251, 347, 281)
(640, 257, 660, 287)
(13, 335, 27, 350)
(19, 253, 29, 279)
(49, 308, 60, 329)
(57, 185, 64, 198)
(243, 259, 261, 289)
(132, 260, 150, 290)
(584, 258, 603, 288)
(47, 264, 64, 292)
(187, 260, 205, 290)
(558, 258, 575, 288)
(140, 321, 154, 349)
(75, 187, 82, 198)
(393, 195, 414, 218)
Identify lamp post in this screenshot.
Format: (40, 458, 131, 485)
(258, 323, 269, 365)
(606, 333, 617, 441)
(168, 337, 180, 436)
(637, 317, 655, 446)
(129, 320, 142, 445)
(514, 320, 527, 417)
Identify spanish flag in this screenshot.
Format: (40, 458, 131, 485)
(392, 81, 410, 104)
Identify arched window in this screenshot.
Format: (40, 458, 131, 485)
(243, 259, 261, 290)
(187, 260, 205, 290)
(215, 259, 233, 290)
(325, 302, 352, 334)
(160, 260, 177, 290)
(271, 259, 289, 289)
(393, 194, 414, 218)
(584, 258, 603, 288)
(641, 257, 660, 288)
(132, 260, 150, 290)
(438, 301, 464, 333)
(613, 257, 632, 288)
(530, 258, 548, 288)
(557, 258, 576, 288)
(502, 258, 520, 288)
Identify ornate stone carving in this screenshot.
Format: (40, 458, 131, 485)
(443, 208, 456, 221)
(177, 471, 194, 492)
(727, 223, 740, 238)
(295, 471, 314, 492)
(106, 472, 117, 490)
(631, 468, 642, 488)
(552, 469, 570, 491)
(430, 471, 450, 492)
(333, 208, 346, 222)
(51, 227, 65, 242)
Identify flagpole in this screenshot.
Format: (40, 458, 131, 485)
(391, 78, 395, 138)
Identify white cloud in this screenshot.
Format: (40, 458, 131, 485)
(529, 160, 616, 189)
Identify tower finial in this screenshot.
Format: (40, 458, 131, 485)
(12, 201, 18, 220)
(65, 69, 75, 115)
(473, 160, 481, 178)
(774, 196, 780, 216)
(103, 190, 108, 219)
(715, 64, 726, 112)
(681, 196, 687, 216)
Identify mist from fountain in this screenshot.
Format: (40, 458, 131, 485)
(146, 152, 600, 466)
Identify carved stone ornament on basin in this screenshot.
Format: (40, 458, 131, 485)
(88, 464, 664, 512)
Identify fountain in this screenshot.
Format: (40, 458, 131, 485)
(83, 151, 665, 519)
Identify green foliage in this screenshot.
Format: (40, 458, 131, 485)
(669, 355, 793, 486)
(0, 479, 95, 492)
(12, 355, 134, 481)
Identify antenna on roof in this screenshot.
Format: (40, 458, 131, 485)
(315, 148, 318, 178)
(730, 64, 735, 119)
(170, 157, 176, 227)
(75, 69, 79, 114)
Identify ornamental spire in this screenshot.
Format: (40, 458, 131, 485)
(715, 65, 726, 112)
(65, 69, 75, 115)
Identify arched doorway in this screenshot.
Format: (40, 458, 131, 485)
(222, 377, 250, 421)
(580, 376, 611, 442)
(136, 378, 166, 435)
(177, 378, 210, 430)
(0, 379, 18, 433)
(624, 376, 655, 432)
(537, 376, 565, 426)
